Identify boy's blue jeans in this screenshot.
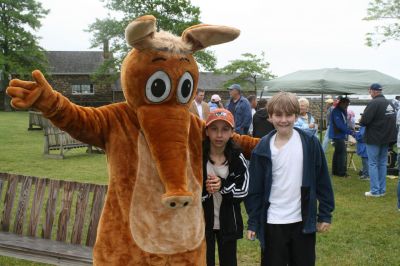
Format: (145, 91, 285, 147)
(361, 157, 369, 176)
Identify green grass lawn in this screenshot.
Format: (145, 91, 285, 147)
(1, 111, 399, 265)
(0, 111, 108, 184)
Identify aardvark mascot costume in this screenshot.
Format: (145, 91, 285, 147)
(6, 15, 258, 265)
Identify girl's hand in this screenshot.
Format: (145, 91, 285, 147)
(247, 230, 256, 241)
(206, 174, 221, 194)
(317, 222, 331, 233)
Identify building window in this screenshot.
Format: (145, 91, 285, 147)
(72, 84, 94, 95)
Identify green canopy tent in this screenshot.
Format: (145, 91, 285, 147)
(263, 68, 400, 139)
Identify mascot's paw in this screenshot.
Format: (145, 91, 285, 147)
(7, 70, 54, 110)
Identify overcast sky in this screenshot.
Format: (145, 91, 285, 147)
(37, 0, 400, 79)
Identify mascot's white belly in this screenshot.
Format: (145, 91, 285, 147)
(129, 132, 204, 254)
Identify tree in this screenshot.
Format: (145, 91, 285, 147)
(364, 0, 400, 47)
(87, 0, 217, 82)
(218, 52, 275, 92)
(0, 0, 49, 110)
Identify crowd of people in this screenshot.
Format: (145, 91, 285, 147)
(190, 82, 399, 266)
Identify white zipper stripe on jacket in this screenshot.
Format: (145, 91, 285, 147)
(221, 153, 249, 198)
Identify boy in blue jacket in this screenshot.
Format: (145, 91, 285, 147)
(245, 92, 334, 266)
(355, 124, 369, 180)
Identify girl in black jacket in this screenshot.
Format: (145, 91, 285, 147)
(202, 108, 249, 266)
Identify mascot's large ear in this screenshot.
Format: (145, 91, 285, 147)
(125, 15, 156, 48)
(181, 24, 240, 52)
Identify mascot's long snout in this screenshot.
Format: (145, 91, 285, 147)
(137, 105, 193, 209)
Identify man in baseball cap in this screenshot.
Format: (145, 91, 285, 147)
(227, 84, 242, 91)
(360, 82, 397, 197)
(226, 84, 252, 134)
(369, 83, 382, 91)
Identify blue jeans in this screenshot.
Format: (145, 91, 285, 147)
(322, 125, 330, 153)
(365, 143, 388, 195)
(361, 157, 369, 176)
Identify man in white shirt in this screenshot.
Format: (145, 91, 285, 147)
(189, 88, 210, 120)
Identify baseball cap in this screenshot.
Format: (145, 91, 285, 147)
(227, 84, 241, 91)
(325, 99, 334, 104)
(211, 94, 221, 102)
(370, 83, 382, 90)
(205, 108, 235, 128)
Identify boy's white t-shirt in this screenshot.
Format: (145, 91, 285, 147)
(267, 130, 303, 224)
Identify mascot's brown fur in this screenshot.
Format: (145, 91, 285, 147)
(7, 15, 258, 265)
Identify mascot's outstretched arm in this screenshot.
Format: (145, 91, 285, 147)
(232, 133, 260, 158)
(6, 70, 129, 149)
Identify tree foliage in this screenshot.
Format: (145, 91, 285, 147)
(0, 0, 49, 77)
(87, 0, 217, 82)
(364, 0, 400, 46)
(218, 52, 275, 91)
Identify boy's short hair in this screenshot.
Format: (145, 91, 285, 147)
(267, 92, 300, 117)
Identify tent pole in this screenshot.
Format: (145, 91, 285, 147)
(320, 94, 324, 141)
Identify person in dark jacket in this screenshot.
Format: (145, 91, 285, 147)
(252, 99, 275, 138)
(360, 83, 397, 197)
(245, 92, 334, 266)
(202, 108, 249, 266)
(329, 96, 354, 177)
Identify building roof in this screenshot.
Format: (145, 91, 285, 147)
(46, 51, 105, 75)
(198, 72, 238, 90)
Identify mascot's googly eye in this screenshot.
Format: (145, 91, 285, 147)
(146, 71, 171, 103)
(177, 72, 194, 104)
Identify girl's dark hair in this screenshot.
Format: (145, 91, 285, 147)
(203, 136, 242, 165)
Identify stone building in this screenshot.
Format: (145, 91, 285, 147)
(45, 51, 117, 107)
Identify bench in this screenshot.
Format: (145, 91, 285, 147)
(27, 111, 97, 159)
(43, 124, 95, 159)
(0, 173, 107, 265)
(28, 111, 45, 131)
